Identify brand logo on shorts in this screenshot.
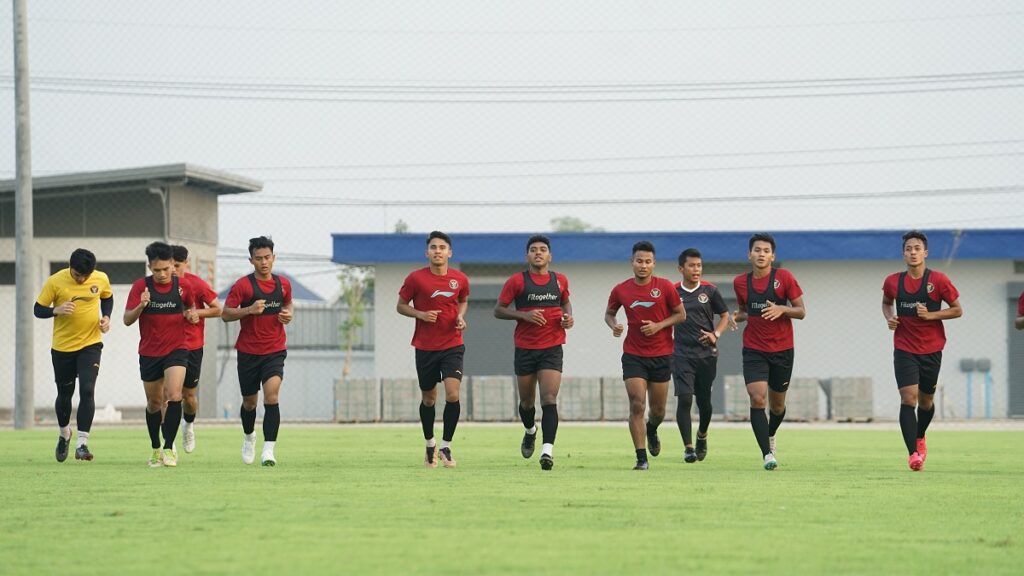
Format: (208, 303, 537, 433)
(449, 279, 459, 290)
(927, 282, 935, 294)
(90, 285, 99, 294)
(650, 288, 661, 298)
(431, 290, 456, 299)
(697, 293, 709, 304)
(630, 300, 654, 309)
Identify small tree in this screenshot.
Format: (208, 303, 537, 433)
(550, 215, 605, 232)
(338, 266, 374, 380)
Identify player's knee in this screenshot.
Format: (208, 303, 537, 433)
(146, 398, 163, 412)
(242, 398, 259, 411)
(540, 392, 557, 406)
(629, 399, 646, 415)
(678, 393, 694, 408)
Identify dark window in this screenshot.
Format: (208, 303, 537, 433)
(0, 262, 13, 285)
(49, 261, 146, 285)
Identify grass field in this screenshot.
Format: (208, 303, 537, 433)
(2, 424, 1022, 575)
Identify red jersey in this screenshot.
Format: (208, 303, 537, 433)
(182, 272, 218, 351)
(126, 275, 195, 357)
(225, 274, 292, 355)
(883, 269, 959, 355)
(498, 271, 570, 349)
(606, 276, 682, 357)
(733, 268, 803, 353)
(399, 267, 470, 351)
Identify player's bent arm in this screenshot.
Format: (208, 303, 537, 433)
(494, 301, 526, 321)
(34, 302, 55, 319)
(396, 297, 423, 320)
(714, 312, 731, 339)
(881, 295, 896, 321)
(221, 305, 254, 323)
(658, 304, 687, 330)
(785, 296, 806, 320)
(197, 298, 223, 319)
(733, 309, 748, 324)
(100, 296, 113, 320)
(123, 302, 146, 326)
(932, 299, 963, 321)
(604, 309, 620, 330)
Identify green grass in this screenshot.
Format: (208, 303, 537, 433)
(2, 425, 1022, 575)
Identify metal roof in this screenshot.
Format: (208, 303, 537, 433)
(0, 163, 262, 196)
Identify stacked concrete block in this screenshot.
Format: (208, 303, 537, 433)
(831, 377, 873, 420)
(334, 377, 380, 422)
(471, 376, 517, 421)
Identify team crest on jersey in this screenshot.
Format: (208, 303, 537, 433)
(90, 285, 99, 294)
(449, 279, 459, 290)
(698, 293, 709, 304)
(927, 282, 934, 294)
(650, 288, 661, 298)
(773, 280, 781, 289)
(178, 287, 184, 296)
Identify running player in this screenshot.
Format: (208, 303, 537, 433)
(222, 236, 294, 466)
(171, 245, 222, 453)
(124, 242, 198, 468)
(673, 248, 731, 463)
(34, 249, 113, 462)
(882, 230, 962, 471)
(494, 235, 573, 470)
(732, 233, 805, 471)
(397, 231, 469, 468)
(605, 241, 686, 470)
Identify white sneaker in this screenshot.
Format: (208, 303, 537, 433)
(763, 452, 778, 471)
(261, 449, 276, 467)
(242, 433, 257, 464)
(183, 423, 195, 454)
(768, 435, 777, 457)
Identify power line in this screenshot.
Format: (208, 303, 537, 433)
(217, 185, 1024, 208)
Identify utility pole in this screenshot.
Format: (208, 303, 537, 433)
(13, 0, 35, 429)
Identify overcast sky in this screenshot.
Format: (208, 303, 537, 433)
(3, 1, 1022, 294)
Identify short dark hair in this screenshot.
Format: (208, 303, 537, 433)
(678, 248, 702, 266)
(69, 248, 96, 276)
(902, 230, 928, 250)
(749, 233, 776, 252)
(171, 244, 189, 263)
(427, 231, 452, 247)
(145, 241, 174, 263)
(632, 240, 655, 255)
(526, 234, 551, 251)
(248, 236, 275, 256)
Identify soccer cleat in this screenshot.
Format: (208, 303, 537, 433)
(684, 447, 697, 464)
(438, 447, 457, 468)
(424, 446, 437, 468)
(183, 424, 196, 454)
(540, 453, 554, 470)
(162, 448, 178, 467)
(768, 435, 777, 457)
(695, 435, 708, 461)
(521, 430, 537, 459)
(147, 449, 163, 468)
(261, 450, 276, 467)
(75, 444, 94, 461)
(55, 436, 70, 463)
(646, 426, 662, 457)
(241, 433, 257, 465)
(633, 459, 649, 471)
(908, 451, 924, 472)
(763, 453, 778, 471)
(916, 437, 927, 463)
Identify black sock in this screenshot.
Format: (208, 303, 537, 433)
(646, 420, 660, 436)
(541, 404, 558, 445)
(636, 448, 648, 463)
(916, 406, 935, 438)
(55, 382, 74, 428)
(750, 408, 771, 456)
(145, 409, 162, 449)
(77, 379, 96, 433)
(419, 402, 435, 440)
(519, 404, 536, 430)
(183, 410, 196, 424)
(263, 403, 280, 442)
(162, 401, 182, 449)
(696, 394, 713, 436)
(676, 394, 693, 445)
(899, 404, 918, 454)
(768, 409, 786, 437)
(442, 401, 460, 442)
(240, 405, 257, 435)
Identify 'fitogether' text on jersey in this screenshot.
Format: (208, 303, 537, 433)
(883, 269, 959, 355)
(498, 271, 570, 349)
(225, 273, 293, 355)
(733, 268, 803, 353)
(126, 275, 197, 357)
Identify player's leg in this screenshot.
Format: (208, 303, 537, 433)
(647, 377, 670, 459)
(516, 347, 539, 459)
(260, 373, 283, 466)
(160, 362, 186, 467)
(436, 346, 464, 468)
(181, 348, 202, 453)
(537, 367, 562, 470)
(143, 376, 166, 467)
(417, 349, 440, 467)
(693, 357, 717, 462)
(915, 352, 941, 463)
(673, 359, 696, 462)
(72, 344, 101, 461)
(50, 349, 76, 463)
(894, 350, 924, 470)
(743, 348, 774, 468)
(766, 350, 793, 458)
(237, 352, 261, 464)
(625, 377, 650, 468)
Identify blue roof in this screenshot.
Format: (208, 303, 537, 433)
(218, 271, 323, 302)
(332, 229, 1024, 264)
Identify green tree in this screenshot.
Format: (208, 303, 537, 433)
(338, 266, 374, 380)
(550, 215, 604, 232)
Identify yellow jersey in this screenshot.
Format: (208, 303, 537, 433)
(36, 268, 114, 352)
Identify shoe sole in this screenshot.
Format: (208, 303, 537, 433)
(764, 460, 778, 471)
(440, 460, 457, 468)
(75, 452, 94, 461)
(540, 457, 554, 470)
(262, 460, 276, 467)
(684, 455, 697, 464)
(696, 453, 707, 461)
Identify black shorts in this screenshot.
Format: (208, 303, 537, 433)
(184, 348, 204, 389)
(415, 345, 465, 391)
(621, 353, 672, 383)
(514, 345, 563, 376)
(237, 350, 287, 397)
(742, 348, 794, 392)
(139, 349, 188, 382)
(673, 355, 717, 398)
(894, 349, 942, 394)
(51, 343, 103, 387)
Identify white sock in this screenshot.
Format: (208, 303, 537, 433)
(262, 441, 276, 454)
(426, 438, 436, 448)
(541, 443, 553, 457)
(245, 432, 257, 440)
(60, 426, 72, 441)
(76, 431, 89, 448)
(441, 440, 451, 450)
(526, 425, 537, 435)
(184, 421, 193, 431)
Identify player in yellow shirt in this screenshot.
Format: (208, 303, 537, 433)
(34, 249, 113, 462)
